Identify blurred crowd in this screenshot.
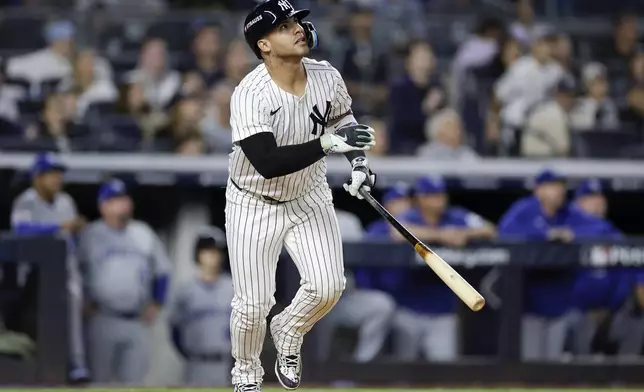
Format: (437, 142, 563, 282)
(0, 0, 642, 158)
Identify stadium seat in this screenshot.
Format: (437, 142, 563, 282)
(571, 130, 643, 159)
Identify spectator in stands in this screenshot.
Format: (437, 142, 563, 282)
(201, 81, 233, 154)
(156, 95, 204, 152)
(552, 34, 581, 85)
(23, 93, 88, 152)
(495, 30, 564, 156)
(389, 40, 445, 155)
(417, 108, 478, 160)
(620, 52, 644, 133)
(124, 37, 181, 110)
(223, 38, 253, 86)
(6, 20, 76, 94)
(0, 61, 22, 126)
(180, 72, 206, 98)
(509, 0, 552, 50)
(6, 20, 113, 99)
(335, 4, 388, 116)
(484, 39, 522, 154)
(385, 176, 495, 362)
(521, 77, 576, 158)
(594, 12, 642, 76)
(58, 49, 118, 119)
(184, 21, 224, 89)
(116, 82, 168, 146)
(175, 132, 207, 156)
(316, 209, 396, 364)
(570, 63, 620, 132)
(450, 17, 505, 111)
(372, 0, 428, 52)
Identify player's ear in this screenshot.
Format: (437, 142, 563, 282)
(257, 38, 270, 57)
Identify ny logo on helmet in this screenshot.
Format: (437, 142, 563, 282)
(277, 0, 292, 12)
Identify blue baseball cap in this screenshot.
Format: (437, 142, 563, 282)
(415, 175, 446, 194)
(575, 179, 603, 199)
(98, 179, 128, 203)
(534, 168, 565, 186)
(382, 182, 410, 204)
(31, 152, 66, 176)
(44, 20, 75, 44)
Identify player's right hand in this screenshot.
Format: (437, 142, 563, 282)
(320, 123, 376, 154)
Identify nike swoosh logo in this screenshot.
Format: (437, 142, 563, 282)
(270, 107, 282, 116)
(337, 134, 347, 142)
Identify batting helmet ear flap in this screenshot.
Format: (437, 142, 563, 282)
(301, 21, 319, 50)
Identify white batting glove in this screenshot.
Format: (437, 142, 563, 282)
(343, 157, 376, 200)
(320, 124, 376, 154)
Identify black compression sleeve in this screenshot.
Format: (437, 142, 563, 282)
(344, 150, 366, 164)
(239, 132, 327, 179)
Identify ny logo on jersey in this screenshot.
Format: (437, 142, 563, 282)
(309, 101, 331, 136)
(277, 0, 292, 12)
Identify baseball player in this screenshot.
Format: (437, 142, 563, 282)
(498, 169, 618, 360)
(168, 228, 234, 386)
(78, 179, 171, 384)
(10, 152, 89, 382)
(228, 1, 377, 390)
(384, 176, 495, 362)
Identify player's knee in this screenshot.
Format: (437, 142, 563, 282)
(308, 283, 344, 310)
(234, 303, 269, 330)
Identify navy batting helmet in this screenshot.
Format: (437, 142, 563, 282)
(194, 226, 227, 264)
(243, 0, 319, 59)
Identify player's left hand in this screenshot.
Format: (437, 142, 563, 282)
(343, 157, 376, 200)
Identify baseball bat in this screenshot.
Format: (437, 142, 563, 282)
(358, 188, 486, 312)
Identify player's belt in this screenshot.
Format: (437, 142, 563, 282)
(229, 179, 286, 205)
(98, 307, 140, 320)
(187, 353, 226, 362)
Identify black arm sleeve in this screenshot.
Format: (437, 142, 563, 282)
(239, 132, 327, 179)
(344, 150, 366, 164)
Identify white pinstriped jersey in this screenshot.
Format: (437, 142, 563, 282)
(229, 57, 354, 202)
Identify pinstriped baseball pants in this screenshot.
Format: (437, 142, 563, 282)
(225, 181, 346, 385)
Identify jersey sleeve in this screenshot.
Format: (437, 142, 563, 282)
(230, 86, 273, 143)
(11, 194, 61, 234)
(327, 64, 356, 131)
(464, 211, 486, 229)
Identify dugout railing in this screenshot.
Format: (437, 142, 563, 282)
(285, 240, 644, 387)
(0, 235, 68, 384)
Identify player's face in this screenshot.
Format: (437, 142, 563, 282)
(37, 170, 64, 194)
(199, 249, 223, 272)
(101, 196, 133, 221)
(385, 197, 412, 217)
(577, 194, 607, 218)
(261, 18, 309, 59)
(536, 182, 566, 209)
(417, 193, 447, 215)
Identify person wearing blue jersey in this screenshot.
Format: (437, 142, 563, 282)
(498, 169, 609, 361)
(364, 182, 414, 239)
(377, 176, 496, 361)
(569, 179, 629, 356)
